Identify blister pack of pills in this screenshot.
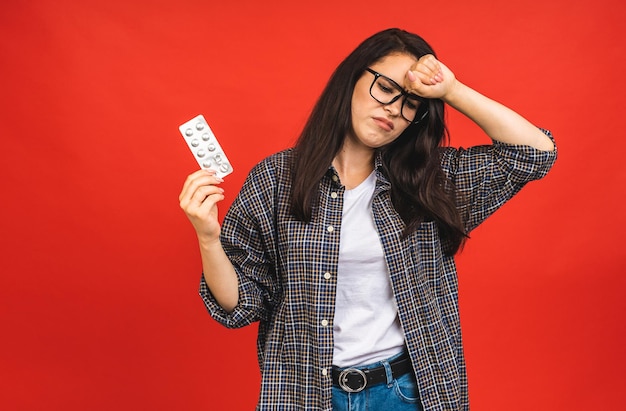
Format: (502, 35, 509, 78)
(178, 114, 233, 178)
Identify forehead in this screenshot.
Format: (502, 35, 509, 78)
(369, 53, 417, 83)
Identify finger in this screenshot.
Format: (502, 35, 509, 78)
(181, 189, 225, 225)
(182, 168, 219, 189)
(412, 66, 440, 85)
(190, 185, 224, 206)
(419, 54, 441, 73)
(179, 170, 208, 201)
(195, 191, 225, 216)
(414, 55, 443, 84)
(179, 178, 223, 214)
(179, 170, 223, 202)
(406, 68, 436, 91)
(180, 184, 223, 214)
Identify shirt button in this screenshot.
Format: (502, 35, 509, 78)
(330, 192, 338, 199)
(321, 319, 329, 327)
(324, 272, 331, 280)
(327, 226, 334, 233)
(332, 175, 339, 182)
(321, 368, 328, 376)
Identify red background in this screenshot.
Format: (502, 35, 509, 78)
(1, 0, 624, 410)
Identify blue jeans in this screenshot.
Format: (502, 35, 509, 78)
(331, 352, 423, 411)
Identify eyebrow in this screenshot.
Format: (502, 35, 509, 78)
(366, 68, 421, 99)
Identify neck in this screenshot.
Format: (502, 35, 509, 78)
(332, 139, 375, 190)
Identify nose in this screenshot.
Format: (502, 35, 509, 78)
(384, 97, 403, 117)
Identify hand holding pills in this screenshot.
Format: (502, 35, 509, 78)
(178, 114, 233, 242)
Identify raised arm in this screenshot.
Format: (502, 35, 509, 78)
(406, 54, 555, 152)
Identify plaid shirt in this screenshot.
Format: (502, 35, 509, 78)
(200, 132, 557, 411)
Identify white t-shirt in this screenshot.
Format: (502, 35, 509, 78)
(332, 171, 405, 367)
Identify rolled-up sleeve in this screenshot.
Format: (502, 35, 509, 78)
(441, 129, 557, 233)
(199, 160, 281, 329)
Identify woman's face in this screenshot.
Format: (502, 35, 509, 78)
(349, 52, 418, 149)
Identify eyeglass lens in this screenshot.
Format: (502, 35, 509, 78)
(370, 74, 421, 122)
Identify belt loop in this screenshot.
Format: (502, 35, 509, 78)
(382, 358, 394, 385)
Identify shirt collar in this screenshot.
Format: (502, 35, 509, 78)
(325, 151, 390, 189)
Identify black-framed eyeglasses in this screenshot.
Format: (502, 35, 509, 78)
(366, 68, 428, 124)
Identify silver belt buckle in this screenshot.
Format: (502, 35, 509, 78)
(338, 368, 367, 393)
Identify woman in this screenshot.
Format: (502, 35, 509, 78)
(179, 28, 556, 411)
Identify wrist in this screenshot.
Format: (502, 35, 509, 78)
(197, 233, 222, 250)
(440, 79, 466, 106)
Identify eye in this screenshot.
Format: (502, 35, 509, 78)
(404, 98, 419, 110)
(376, 78, 397, 95)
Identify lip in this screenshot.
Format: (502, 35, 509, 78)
(372, 117, 394, 131)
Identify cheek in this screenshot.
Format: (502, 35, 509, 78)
(350, 93, 368, 126)
(351, 89, 364, 114)
(351, 78, 375, 114)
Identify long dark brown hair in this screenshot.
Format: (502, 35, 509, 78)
(290, 28, 467, 255)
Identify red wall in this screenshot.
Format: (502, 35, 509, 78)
(1, 1, 624, 410)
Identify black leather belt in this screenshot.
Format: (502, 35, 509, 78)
(331, 352, 413, 393)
